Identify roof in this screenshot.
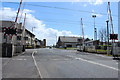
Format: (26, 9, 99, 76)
(0, 20, 19, 27)
(25, 29, 35, 37)
(84, 40, 99, 44)
(59, 36, 82, 43)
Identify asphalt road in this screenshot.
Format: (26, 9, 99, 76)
(2, 48, 120, 79)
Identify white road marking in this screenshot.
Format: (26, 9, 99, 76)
(22, 52, 25, 55)
(12, 59, 27, 60)
(20, 56, 31, 57)
(81, 52, 112, 59)
(67, 55, 119, 71)
(32, 51, 43, 78)
(52, 59, 70, 61)
(94, 54, 112, 58)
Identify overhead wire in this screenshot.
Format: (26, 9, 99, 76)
(3, 2, 118, 17)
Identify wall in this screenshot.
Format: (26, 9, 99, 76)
(64, 42, 78, 48)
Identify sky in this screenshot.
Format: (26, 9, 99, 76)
(0, 0, 119, 46)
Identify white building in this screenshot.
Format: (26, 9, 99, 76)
(24, 29, 35, 48)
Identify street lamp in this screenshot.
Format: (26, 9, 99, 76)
(32, 27, 36, 32)
(92, 15, 97, 40)
(106, 20, 109, 55)
(31, 27, 36, 48)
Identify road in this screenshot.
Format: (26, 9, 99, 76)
(2, 48, 120, 79)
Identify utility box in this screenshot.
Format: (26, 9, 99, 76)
(2, 43, 13, 57)
(112, 43, 120, 58)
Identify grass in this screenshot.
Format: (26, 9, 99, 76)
(58, 47, 78, 50)
(96, 49, 111, 52)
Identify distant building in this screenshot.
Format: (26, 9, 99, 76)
(56, 36, 82, 48)
(35, 38, 41, 48)
(39, 39, 46, 48)
(43, 39, 46, 48)
(84, 40, 99, 47)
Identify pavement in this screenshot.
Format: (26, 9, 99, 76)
(1, 48, 120, 79)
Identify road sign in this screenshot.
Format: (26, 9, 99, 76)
(110, 34, 118, 40)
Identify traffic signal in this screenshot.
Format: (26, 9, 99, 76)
(2, 27, 6, 33)
(2, 27, 17, 35)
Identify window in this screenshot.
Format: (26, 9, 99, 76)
(3, 35, 6, 39)
(17, 36, 21, 40)
(24, 37, 28, 40)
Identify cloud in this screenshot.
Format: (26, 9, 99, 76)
(89, 0, 103, 5)
(83, 4, 87, 7)
(0, 7, 79, 46)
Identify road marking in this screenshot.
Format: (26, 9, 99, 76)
(12, 59, 27, 60)
(75, 57, 119, 71)
(52, 59, 70, 61)
(32, 51, 43, 78)
(67, 55, 119, 71)
(22, 52, 25, 55)
(94, 54, 112, 58)
(80, 52, 112, 59)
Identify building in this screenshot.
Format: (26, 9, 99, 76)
(84, 40, 99, 47)
(24, 29, 35, 48)
(83, 40, 99, 52)
(35, 38, 41, 48)
(56, 36, 82, 48)
(39, 39, 46, 48)
(0, 20, 25, 57)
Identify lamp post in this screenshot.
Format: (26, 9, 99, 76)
(31, 27, 36, 48)
(92, 15, 97, 40)
(106, 20, 109, 55)
(32, 27, 36, 32)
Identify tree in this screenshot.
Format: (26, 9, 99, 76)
(99, 28, 107, 43)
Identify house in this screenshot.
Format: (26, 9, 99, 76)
(84, 40, 99, 47)
(24, 29, 35, 48)
(0, 20, 25, 57)
(56, 36, 82, 48)
(83, 40, 100, 52)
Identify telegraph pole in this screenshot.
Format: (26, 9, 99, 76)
(81, 18, 84, 52)
(22, 13, 26, 51)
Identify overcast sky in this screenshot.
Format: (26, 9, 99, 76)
(1, 0, 118, 46)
